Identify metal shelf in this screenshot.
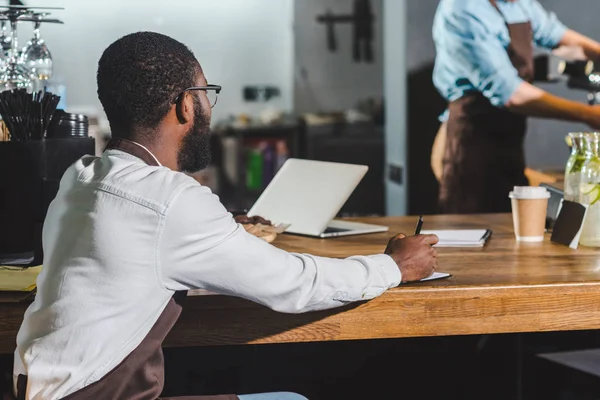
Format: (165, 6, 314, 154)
(0, 6, 64, 24)
(0, 6, 64, 10)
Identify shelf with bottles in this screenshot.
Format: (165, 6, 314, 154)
(212, 122, 300, 210)
(243, 138, 290, 190)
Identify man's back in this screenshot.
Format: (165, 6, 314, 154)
(14, 150, 195, 399)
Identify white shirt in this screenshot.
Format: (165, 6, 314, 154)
(13, 149, 401, 399)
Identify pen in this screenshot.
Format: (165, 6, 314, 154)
(481, 229, 493, 242)
(415, 215, 423, 235)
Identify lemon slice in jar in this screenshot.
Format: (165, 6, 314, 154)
(581, 184, 600, 205)
(565, 135, 573, 148)
(581, 183, 598, 193)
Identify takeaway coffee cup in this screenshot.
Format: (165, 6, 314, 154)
(509, 186, 550, 242)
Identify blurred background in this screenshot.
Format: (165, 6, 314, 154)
(6, 0, 598, 216)
(3, 2, 600, 399)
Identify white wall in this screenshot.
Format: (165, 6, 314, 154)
(19, 0, 294, 124)
(293, 0, 383, 113)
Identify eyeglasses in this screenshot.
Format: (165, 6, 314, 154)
(176, 84, 222, 108)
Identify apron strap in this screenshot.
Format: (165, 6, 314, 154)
(489, 0, 502, 14)
(15, 374, 26, 400)
(488, 0, 531, 25)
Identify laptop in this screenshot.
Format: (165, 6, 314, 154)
(247, 158, 389, 238)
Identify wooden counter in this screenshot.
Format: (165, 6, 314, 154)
(2, 214, 600, 354)
(525, 167, 564, 190)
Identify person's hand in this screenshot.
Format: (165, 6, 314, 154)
(384, 233, 439, 283)
(584, 105, 600, 130)
(234, 215, 272, 226)
(234, 214, 278, 243)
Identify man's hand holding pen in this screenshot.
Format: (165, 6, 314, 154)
(385, 216, 439, 283)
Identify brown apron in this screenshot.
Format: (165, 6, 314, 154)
(439, 0, 533, 214)
(14, 138, 239, 400)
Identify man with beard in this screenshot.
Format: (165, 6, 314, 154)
(11, 32, 438, 400)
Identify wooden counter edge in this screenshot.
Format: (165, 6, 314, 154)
(3, 280, 600, 354)
(163, 281, 600, 347)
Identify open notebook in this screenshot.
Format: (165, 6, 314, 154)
(398, 271, 451, 286)
(421, 229, 492, 248)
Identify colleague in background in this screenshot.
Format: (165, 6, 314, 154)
(431, 0, 600, 213)
(12, 32, 438, 400)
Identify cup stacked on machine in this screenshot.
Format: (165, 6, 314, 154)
(46, 110, 88, 138)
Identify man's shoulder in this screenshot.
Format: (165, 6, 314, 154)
(435, 0, 503, 38)
(437, 0, 494, 20)
(70, 153, 201, 214)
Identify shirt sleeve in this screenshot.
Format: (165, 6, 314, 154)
(449, 10, 523, 107)
(158, 185, 401, 314)
(528, 0, 568, 49)
(439, 109, 449, 123)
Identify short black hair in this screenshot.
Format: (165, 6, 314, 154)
(97, 32, 200, 138)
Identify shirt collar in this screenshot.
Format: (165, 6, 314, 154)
(127, 141, 162, 166)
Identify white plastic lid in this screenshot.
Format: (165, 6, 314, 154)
(509, 186, 550, 199)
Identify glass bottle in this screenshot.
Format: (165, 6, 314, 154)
(579, 132, 600, 247)
(564, 132, 587, 202)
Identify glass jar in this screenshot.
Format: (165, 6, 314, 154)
(564, 132, 587, 202)
(579, 132, 600, 247)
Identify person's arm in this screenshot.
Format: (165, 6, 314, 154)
(527, 0, 600, 61)
(512, 1, 600, 124)
(431, 122, 446, 182)
(451, 7, 600, 128)
(556, 30, 600, 62)
(158, 185, 437, 314)
(505, 81, 600, 128)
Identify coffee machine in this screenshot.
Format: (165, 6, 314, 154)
(536, 55, 600, 104)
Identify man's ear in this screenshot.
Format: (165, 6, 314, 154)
(175, 92, 193, 124)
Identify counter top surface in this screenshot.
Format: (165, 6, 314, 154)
(2, 214, 600, 351)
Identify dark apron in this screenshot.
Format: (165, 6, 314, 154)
(439, 0, 534, 214)
(14, 138, 239, 400)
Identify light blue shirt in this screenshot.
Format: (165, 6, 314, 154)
(433, 0, 568, 121)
